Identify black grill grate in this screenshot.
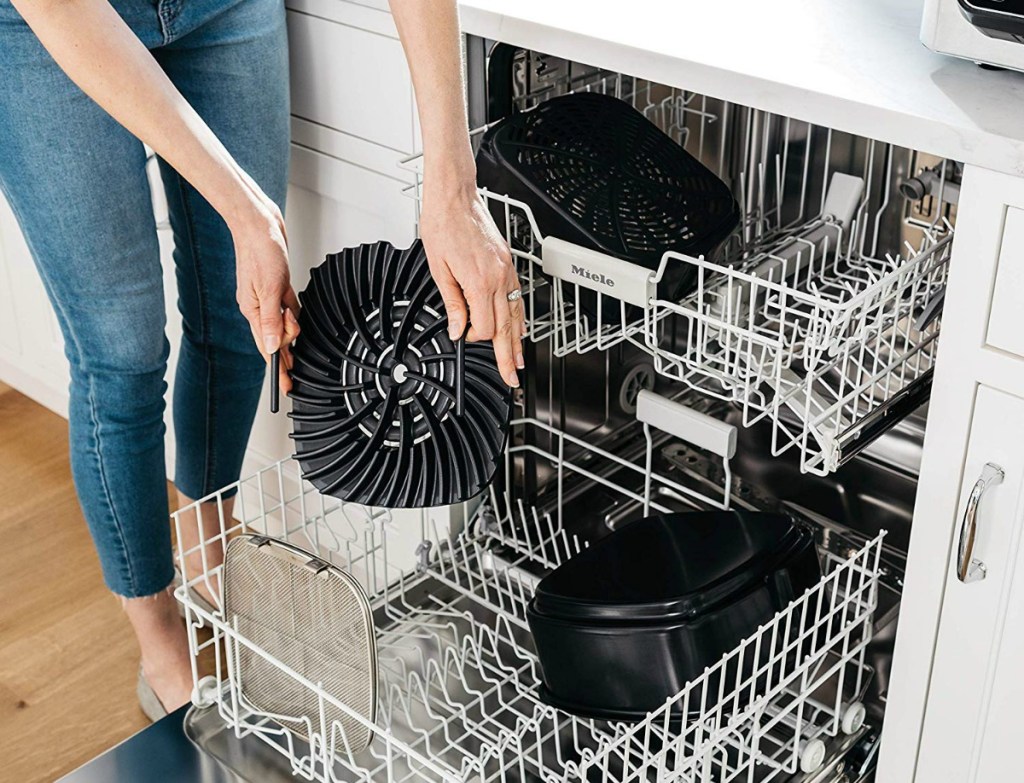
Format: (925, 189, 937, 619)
(289, 240, 511, 508)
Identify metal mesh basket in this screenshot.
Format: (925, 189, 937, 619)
(222, 534, 378, 753)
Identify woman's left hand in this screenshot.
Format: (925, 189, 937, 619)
(419, 180, 525, 389)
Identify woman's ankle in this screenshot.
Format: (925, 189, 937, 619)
(121, 588, 193, 710)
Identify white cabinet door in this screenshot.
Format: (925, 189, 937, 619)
(0, 200, 22, 357)
(286, 8, 416, 153)
(879, 165, 1024, 783)
(985, 207, 1024, 359)
(0, 193, 70, 414)
(916, 384, 1024, 782)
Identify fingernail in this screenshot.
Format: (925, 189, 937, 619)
(448, 322, 461, 341)
(264, 335, 280, 354)
(506, 371, 520, 388)
(515, 352, 525, 369)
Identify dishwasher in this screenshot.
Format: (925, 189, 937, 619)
(173, 44, 956, 783)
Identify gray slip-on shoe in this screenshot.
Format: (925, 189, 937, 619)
(137, 666, 168, 723)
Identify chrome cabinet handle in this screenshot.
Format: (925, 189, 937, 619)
(957, 462, 1004, 584)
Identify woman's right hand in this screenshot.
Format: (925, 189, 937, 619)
(230, 197, 301, 395)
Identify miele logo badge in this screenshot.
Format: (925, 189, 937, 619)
(542, 237, 649, 307)
(570, 264, 616, 287)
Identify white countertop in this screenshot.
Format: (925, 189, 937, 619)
(459, 0, 1024, 177)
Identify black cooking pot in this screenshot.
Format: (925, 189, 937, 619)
(526, 510, 821, 721)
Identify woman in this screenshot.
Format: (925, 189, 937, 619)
(0, 0, 524, 717)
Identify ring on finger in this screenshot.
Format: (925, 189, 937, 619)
(506, 289, 522, 303)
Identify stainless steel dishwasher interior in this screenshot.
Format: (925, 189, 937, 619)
(182, 44, 939, 783)
(472, 45, 933, 771)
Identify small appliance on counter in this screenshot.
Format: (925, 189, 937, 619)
(526, 510, 821, 721)
(957, 0, 1024, 42)
(923, 0, 1024, 70)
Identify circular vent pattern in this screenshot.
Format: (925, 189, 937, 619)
(289, 241, 511, 508)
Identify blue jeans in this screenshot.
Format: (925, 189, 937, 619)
(0, 0, 289, 597)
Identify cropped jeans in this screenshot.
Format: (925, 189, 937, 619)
(0, 0, 289, 597)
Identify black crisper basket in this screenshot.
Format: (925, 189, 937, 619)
(476, 92, 740, 304)
(288, 240, 512, 509)
(526, 511, 821, 721)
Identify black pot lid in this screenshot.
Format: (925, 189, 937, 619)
(532, 511, 811, 622)
(288, 240, 512, 508)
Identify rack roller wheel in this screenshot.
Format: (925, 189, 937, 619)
(614, 362, 655, 417)
(191, 675, 219, 709)
(841, 702, 867, 735)
(800, 738, 828, 774)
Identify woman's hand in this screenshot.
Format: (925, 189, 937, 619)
(230, 197, 301, 395)
(388, 0, 524, 389)
(420, 181, 525, 388)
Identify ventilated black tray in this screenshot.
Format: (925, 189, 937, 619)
(476, 92, 740, 305)
(288, 240, 512, 509)
(526, 511, 821, 721)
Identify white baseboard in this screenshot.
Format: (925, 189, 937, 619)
(0, 353, 69, 418)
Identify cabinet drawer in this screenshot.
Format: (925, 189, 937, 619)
(286, 10, 416, 153)
(987, 206, 1024, 358)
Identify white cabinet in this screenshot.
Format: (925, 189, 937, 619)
(0, 204, 22, 357)
(916, 385, 1024, 782)
(879, 164, 1024, 783)
(0, 193, 70, 415)
(986, 206, 1024, 359)
(286, 7, 417, 153)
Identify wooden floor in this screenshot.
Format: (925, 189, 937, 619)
(0, 382, 153, 782)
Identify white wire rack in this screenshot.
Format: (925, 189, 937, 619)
(651, 221, 950, 475)
(402, 70, 714, 359)
(174, 403, 883, 783)
(401, 56, 954, 475)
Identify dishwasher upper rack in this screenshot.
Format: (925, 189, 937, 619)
(401, 57, 954, 476)
(173, 412, 882, 783)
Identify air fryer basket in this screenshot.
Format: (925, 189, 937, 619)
(289, 240, 512, 508)
(475, 91, 740, 304)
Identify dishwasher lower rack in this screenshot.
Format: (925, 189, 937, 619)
(174, 434, 883, 783)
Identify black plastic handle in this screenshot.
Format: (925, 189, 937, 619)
(455, 323, 470, 417)
(270, 350, 280, 414)
(486, 43, 519, 123)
